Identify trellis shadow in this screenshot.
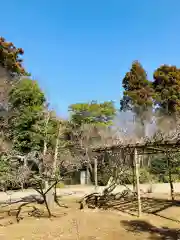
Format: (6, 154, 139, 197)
(91, 195, 180, 222)
(121, 219, 180, 240)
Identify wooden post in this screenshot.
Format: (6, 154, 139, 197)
(134, 148, 142, 217)
(131, 152, 136, 192)
(94, 158, 98, 191)
(167, 154, 175, 201)
(86, 165, 89, 184)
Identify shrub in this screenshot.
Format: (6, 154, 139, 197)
(139, 168, 152, 183)
(56, 181, 65, 188)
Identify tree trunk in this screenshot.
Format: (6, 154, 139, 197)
(46, 187, 54, 209)
(167, 156, 175, 201)
(47, 121, 62, 209)
(47, 123, 61, 209)
(43, 110, 50, 156)
(85, 148, 94, 182)
(43, 111, 52, 207)
(134, 148, 142, 217)
(21, 182, 24, 191)
(52, 121, 61, 175)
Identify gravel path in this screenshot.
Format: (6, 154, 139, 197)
(0, 183, 180, 203)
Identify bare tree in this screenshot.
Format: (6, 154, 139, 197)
(74, 124, 109, 187)
(45, 119, 67, 208)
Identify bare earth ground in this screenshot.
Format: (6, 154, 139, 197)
(1, 195, 180, 240)
(1, 183, 180, 202)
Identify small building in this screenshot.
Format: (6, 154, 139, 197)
(63, 166, 92, 185)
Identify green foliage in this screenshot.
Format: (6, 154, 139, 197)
(0, 154, 22, 190)
(150, 154, 180, 183)
(120, 168, 154, 184)
(2, 36, 180, 189)
(162, 174, 180, 183)
(97, 166, 155, 186)
(150, 156, 167, 175)
(69, 101, 116, 127)
(56, 181, 65, 188)
(139, 168, 153, 183)
(9, 78, 45, 108)
(8, 78, 46, 152)
(120, 61, 154, 137)
(33, 111, 61, 151)
(153, 65, 180, 115)
(0, 155, 10, 177)
(97, 161, 111, 186)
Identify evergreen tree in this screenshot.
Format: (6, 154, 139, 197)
(153, 65, 180, 116)
(120, 61, 154, 137)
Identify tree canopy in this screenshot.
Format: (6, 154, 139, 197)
(1, 35, 180, 191)
(120, 61, 153, 115)
(153, 65, 180, 116)
(120, 61, 154, 137)
(69, 101, 116, 127)
(0, 37, 29, 77)
(8, 78, 46, 153)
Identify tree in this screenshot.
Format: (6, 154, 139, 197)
(41, 114, 73, 208)
(8, 78, 46, 153)
(0, 37, 28, 77)
(120, 61, 153, 113)
(120, 61, 154, 137)
(120, 61, 154, 191)
(153, 65, 180, 117)
(68, 100, 116, 188)
(0, 37, 29, 146)
(69, 101, 116, 127)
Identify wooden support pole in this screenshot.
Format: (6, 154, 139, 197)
(86, 165, 89, 184)
(134, 148, 142, 217)
(94, 158, 98, 191)
(131, 152, 136, 192)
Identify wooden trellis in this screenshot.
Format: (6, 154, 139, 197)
(91, 140, 180, 217)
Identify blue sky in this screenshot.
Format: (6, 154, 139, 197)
(1, 0, 180, 117)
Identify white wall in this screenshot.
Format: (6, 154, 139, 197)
(80, 171, 86, 185)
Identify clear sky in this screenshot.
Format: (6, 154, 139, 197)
(1, 0, 180, 117)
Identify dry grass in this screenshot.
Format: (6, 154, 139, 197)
(0, 196, 180, 240)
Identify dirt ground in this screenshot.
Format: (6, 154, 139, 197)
(0, 196, 180, 240)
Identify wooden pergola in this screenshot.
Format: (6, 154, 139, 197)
(92, 140, 180, 155)
(91, 140, 180, 217)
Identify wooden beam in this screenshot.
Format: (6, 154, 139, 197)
(92, 141, 180, 154)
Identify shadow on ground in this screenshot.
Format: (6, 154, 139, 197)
(0, 194, 69, 226)
(100, 197, 180, 222)
(121, 219, 180, 240)
(85, 192, 180, 222)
